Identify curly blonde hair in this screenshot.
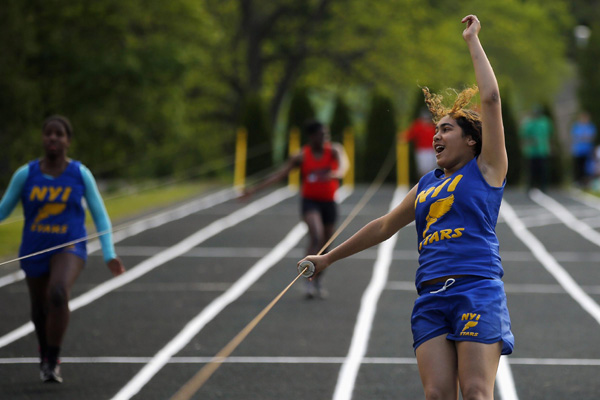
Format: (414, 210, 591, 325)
(422, 85, 479, 123)
(422, 85, 483, 156)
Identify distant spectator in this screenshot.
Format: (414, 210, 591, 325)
(570, 111, 597, 187)
(520, 106, 552, 191)
(404, 108, 437, 177)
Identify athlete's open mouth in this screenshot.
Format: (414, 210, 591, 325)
(435, 145, 445, 154)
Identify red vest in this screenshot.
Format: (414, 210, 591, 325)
(301, 143, 339, 201)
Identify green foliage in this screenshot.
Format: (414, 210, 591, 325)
(362, 92, 397, 182)
(329, 95, 352, 143)
(0, 0, 574, 188)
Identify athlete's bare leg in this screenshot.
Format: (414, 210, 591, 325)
(456, 341, 501, 400)
(416, 334, 459, 400)
(45, 252, 84, 347)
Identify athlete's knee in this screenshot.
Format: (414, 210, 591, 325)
(461, 382, 492, 400)
(423, 386, 453, 400)
(309, 232, 324, 247)
(48, 284, 69, 308)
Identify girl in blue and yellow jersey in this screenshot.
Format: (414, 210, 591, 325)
(0, 115, 125, 383)
(299, 15, 512, 400)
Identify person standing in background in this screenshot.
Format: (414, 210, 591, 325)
(570, 111, 597, 187)
(404, 108, 438, 177)
(520, 106, 552, 191)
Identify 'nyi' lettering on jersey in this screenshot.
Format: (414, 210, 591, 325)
(413, 158, 505, 288)
(20, 160, 87, 262)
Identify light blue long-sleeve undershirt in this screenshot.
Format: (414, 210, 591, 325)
(0, 163, 117, 263)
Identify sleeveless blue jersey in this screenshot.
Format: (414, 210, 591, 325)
(414, 157, 504, 288)
(19, 160, 87, 261)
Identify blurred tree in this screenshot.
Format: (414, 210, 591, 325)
(543, 103, 566, 186)
(286, 87, 315, 144)
(578, 22, 600, 140)
(363, 92, 397, 183)
(500, 84, 523, 187)
(0, 0, 573, 186)
(329, 95, 352, 143)
(241, 93, 273, 177)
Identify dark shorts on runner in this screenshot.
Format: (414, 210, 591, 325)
(411, 276, 514, 355)
(301, 198, 337, 225)
(20, 241, 87, 278)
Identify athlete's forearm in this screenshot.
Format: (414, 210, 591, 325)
(466, 36, 499, 105)
(325, 217, 391, 265)
(81, 166, 117, 263)
(0, 165, 28, 221)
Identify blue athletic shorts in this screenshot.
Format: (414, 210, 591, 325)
(20, 241, 87, 278)
(411, 276, 514, 355)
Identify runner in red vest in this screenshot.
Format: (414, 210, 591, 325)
(242, 120, 348, 298)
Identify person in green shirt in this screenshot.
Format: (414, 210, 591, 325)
(520, 106, 552, 191)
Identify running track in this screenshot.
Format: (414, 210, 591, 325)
(1, 185, 600, 399)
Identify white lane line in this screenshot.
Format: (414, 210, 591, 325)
(569, 188, 600, 212)
(110, 188, 353, 400)
(0, 188, 237, 288)
(387, 281, 600, 294)
(333, 187, 405, 400)
(111, 224, 308, 400)
(499, 198, 600, 400)
(0, 188, 294, 349)
(11, 280, 597, 295)
(529, 188, 600, 247)
(0, 270, 25, 289)
(501, 200, 600, 325)
(110, 246, 600, 263)
(3, 356, 600, 366)
(497, 356, 519, 400)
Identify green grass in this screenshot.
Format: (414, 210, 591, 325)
(0, 181, 223, 260)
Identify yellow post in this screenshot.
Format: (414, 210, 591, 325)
(288, 127, 301, 189)
(397, 132, 409, 187)
(343, 127, 355, 188)
(234, 127, 247, 190)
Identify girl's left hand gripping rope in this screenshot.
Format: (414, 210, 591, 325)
(297, 260, 315, 278)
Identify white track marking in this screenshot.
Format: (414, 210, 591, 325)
(333, 187, 405, 400)
(0, 188, 237, 288)
(501, 199, 600, 325)
(110, 188, 352, 400)
(497, 356, 518, 400)
(3, 355, 600, 366)
(107, 246, 600, 263)
(529, 188, 600, 246)
(387, 281, 600, 294)
(0, 188, 294, 349)
(110, 224, 308, 400)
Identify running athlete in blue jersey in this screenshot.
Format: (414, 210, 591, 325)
(0, 115, 125, 383)
(299, 15, 511, 399)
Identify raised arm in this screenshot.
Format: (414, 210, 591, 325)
(330, 142, 349, 179)
(299, 184, 418, 277)
(241, 153, 303, 198)
(462, 15, 507, 187)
